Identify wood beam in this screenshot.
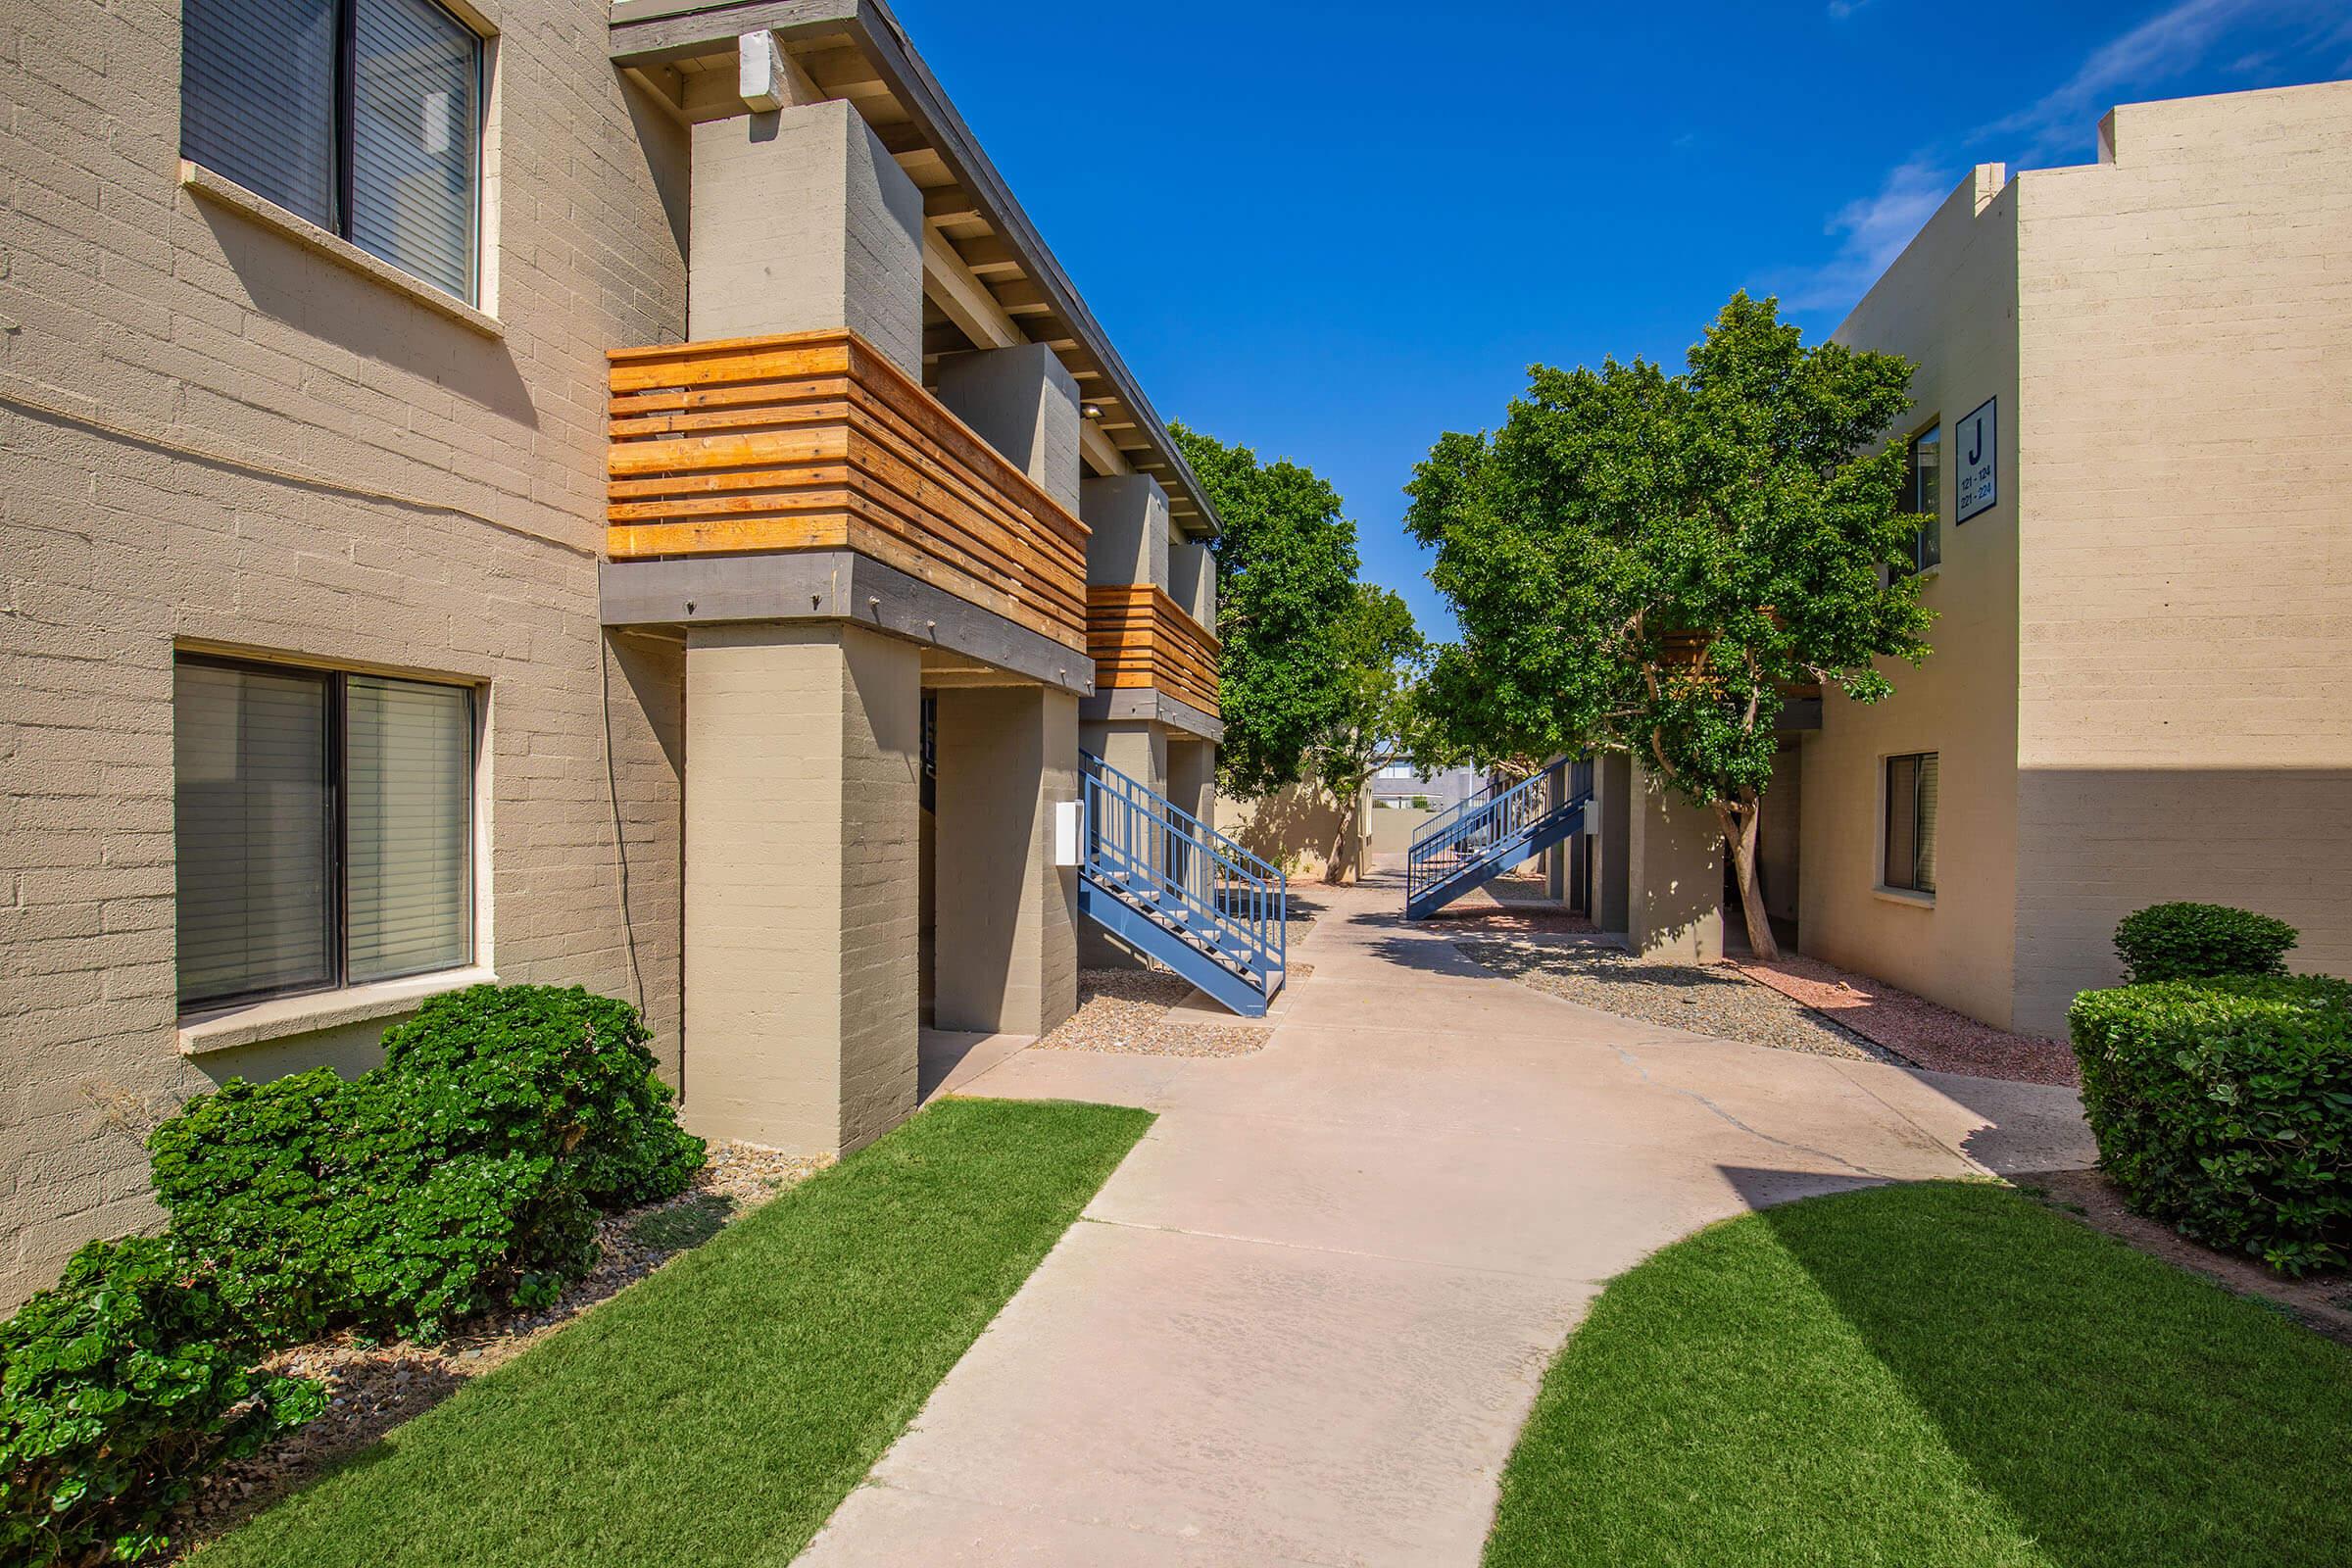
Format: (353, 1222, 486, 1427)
(922, 228, 1024, 353)
(921, 186, 984, 225)
(1082, 420, 1132, 477)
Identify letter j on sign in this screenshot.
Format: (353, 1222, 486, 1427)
(1955, 397, 1996, 523)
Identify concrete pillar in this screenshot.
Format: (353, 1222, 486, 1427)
(1166, 735, 1218, 901)
(933, 685, 1079, 1036)
(1081, 473, 1171, 591)
(1078, 718, 1167, 969)
(933, 345, 1082, 514)
(1627, 760, 1724, 963)
(1544, 761, 1567, 903)
(682, 622, 920, 1153)
(689, 100, 923, 370)
(1169, 539, 1215, 626)
(1593, 753, 1633, 934)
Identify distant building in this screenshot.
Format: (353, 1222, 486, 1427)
(1547, 80, 2351, 1036)
(1371, 763, 1484, 810)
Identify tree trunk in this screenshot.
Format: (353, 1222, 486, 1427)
(1323, 787, 1367, 885)
(1715, 796, 1781, 960)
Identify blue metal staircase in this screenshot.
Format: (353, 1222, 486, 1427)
(1405, 765, 1592, 920)
(1079, 752, 1287, 1017)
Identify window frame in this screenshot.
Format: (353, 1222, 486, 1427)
(1897, 420, 1942, 578)
(1881, 750, 1938, 897)
(174, 651, 479, 1015)
(180, 0, 488, 306)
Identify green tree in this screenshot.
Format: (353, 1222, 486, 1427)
(1171, 422, 1361, 798)
(1304, 584, 1429, 883)
(1404, 293, 1934, 957)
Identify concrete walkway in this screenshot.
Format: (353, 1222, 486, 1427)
(802, 874, 2095, 1566)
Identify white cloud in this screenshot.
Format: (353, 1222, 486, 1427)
(1778, 0, 2346, 318)
(1778, 156, 1952, 312)
(1978, 0, 2269, 163)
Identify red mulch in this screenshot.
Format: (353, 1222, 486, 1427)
(1730, 953, 2078, 1086)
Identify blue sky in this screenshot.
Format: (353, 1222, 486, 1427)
(895, 0, 2352, 640)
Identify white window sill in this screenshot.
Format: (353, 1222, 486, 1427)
(179, 160, 502, 339)
(1872, 885, 1936, 909)
(178, 965, 498, 1056)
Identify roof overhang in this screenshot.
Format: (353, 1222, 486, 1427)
(609, 0, 1222, 537)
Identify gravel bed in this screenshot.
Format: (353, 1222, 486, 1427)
(166, 1140, 824, 1557)
(1032, 968, 1271, 1057)
(1731, 954, 2078, 1085)
(1454, 937, 1902, 1062)
(1423, 876, 1598, 937)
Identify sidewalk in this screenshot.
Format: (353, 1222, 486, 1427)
(802, 871, 2094, 1565)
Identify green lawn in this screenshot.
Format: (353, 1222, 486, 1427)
(1486, 1180, 2352, 1568)
(196, 1097, 1152, 1568)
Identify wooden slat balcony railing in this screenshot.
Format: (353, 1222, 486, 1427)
(1087, 583, 1220, 716)
(606, 328, 1091, 656)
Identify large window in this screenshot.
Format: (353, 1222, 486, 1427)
(181, 0, 484, 302)
(174, 655, 475, 1010)
(1898, 423, 1942, 575)
(1883, 752, 1939, 896)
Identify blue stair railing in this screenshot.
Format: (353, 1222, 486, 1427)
(1079, 752, 1287, 1017)
(1405, 762, 1591, 919)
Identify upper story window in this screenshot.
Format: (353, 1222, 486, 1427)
(174, 654, 477, 1011)
(1897, 423, 1941, 575)
(181, 0, 483, 304)
(1883, 751, 1939, 897)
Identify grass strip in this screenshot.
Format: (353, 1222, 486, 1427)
(197, 1097, 1152, 1568)
(1485, 1180, 2352, 1568)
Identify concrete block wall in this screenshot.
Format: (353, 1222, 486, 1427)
(934, 685, 1079, 1036)
(682, 624, 917, 1153)
(2005, 81, 2352, 1034)
(1805, 162, 2025, 1027)
(1626, 764, 1722, 963)
(1081, 474, 1171, 592)
(934, 344, 1082, 514)
(1170, 539, 1215, 630)
(0, 0, 691, 1306)
(689, 99, 922, 369)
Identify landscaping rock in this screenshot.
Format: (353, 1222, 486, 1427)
(1454, 937, 1902, 1062)
(1032, 969, 1272, 1058)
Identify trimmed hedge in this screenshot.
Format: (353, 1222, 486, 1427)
(4, 984, 702, 1563)
(2113, 902, 2297, 985)
(150, 985, 705, 1346)
(2069, 974, 2351, 1274)
(0, 1239, 322, 1567)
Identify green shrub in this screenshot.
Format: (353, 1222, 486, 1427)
(150, 986, 703, 1345)
(2069, 974, 2351, 1273)
(379, 985, 705, 1208)
(1, 1238, 322, 1566)
(2113, 902, 2298, 984)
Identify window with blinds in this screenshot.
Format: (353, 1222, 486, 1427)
(174, 656, 476, 1011)
(181, 0, 483, 303)
(1883, 752, 1939, 896)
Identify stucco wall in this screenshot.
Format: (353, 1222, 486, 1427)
(2005, 82, 2352, 1033)
(0, 0, 690, 1304)
(1805, 164, 2025, 1027)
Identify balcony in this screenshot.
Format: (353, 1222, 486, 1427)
(606, 328, 1090, 657)
(1087, 584, 1220, 717)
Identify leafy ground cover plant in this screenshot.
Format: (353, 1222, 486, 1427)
(0, 1239, 323, 1566)
(2114, 902, 2298, 984)
(2070, 973, 2350, 1273)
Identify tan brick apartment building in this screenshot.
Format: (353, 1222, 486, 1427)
(1565, 80, 2352, 1039)
(0, 0, 1241, 1305)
